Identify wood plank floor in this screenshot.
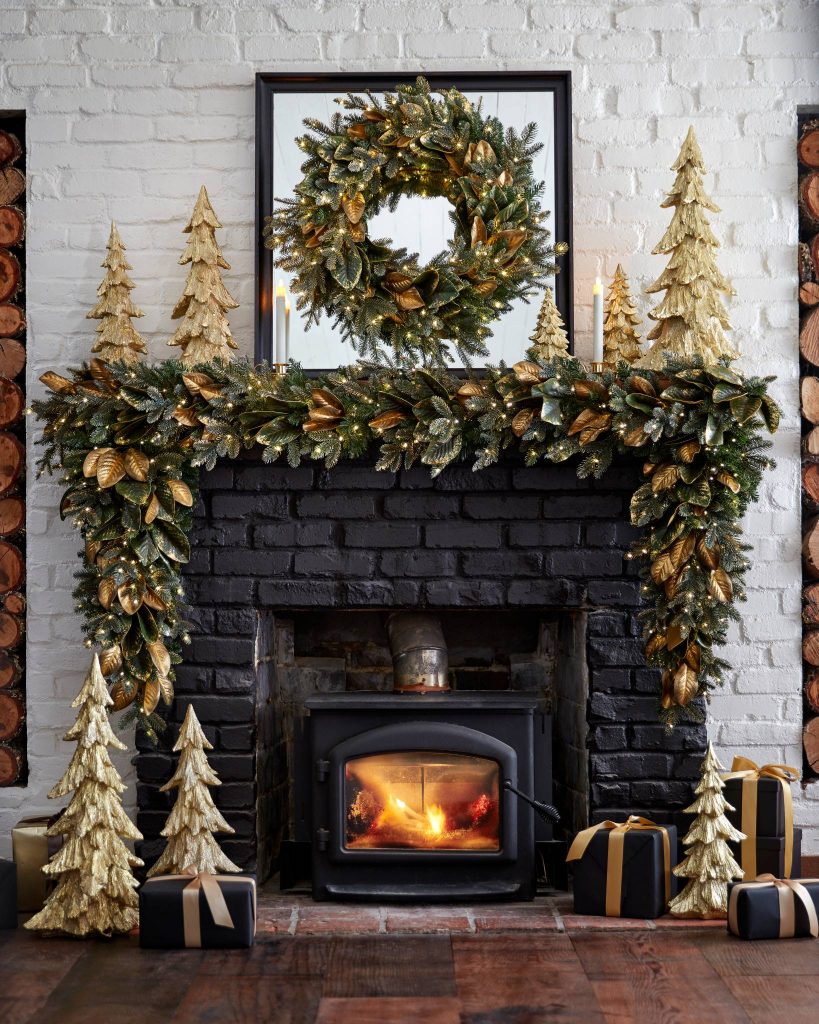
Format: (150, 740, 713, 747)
(2, 924, 818, 1024)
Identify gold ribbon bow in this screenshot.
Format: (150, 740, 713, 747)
(722, 757, 799, 879)
(566, 816, 671, 917)
(145, 868, 255, 948)
(728, 874, 819, 939)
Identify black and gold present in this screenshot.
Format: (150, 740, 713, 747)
(729, 828, 802, 881)
(567, 816, 677, 919)
(721, 757, 799, 878)
(139, 871, 256, 949)
(728, 874, 819, 940)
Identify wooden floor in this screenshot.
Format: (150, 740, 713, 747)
(3, 922, 819, 1024)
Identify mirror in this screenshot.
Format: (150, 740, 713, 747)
(256, 72, 573, 369)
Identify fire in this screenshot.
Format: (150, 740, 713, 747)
(426, 804, 446, 836)
(375, 794, 449, 842)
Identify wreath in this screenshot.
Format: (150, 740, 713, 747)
(264, 76, 565, 367)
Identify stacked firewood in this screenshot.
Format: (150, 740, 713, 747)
(0, 119, 26, 786)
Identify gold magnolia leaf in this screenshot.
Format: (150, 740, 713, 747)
(110, 679, 138, 712)
(147, 639, 171, 677)
(471, 215, 488, 247)
(489, 228, 526, 255)
(144, 494, 160, 525)
(673, 662, 698, 706)
(512, 409, 536, 437)
(628, 375, 656, 397)
(645, 634, 667, 658)
(88, 358, 118, 391)
(709, 568, 733, 603)
(495, 169, 513, 187)
(167, 479, 194, 507)
(650, 553, 676, 584)
(348, 219, 366, 243)
(124, 449, 150, 482)
(661, 670, 676, 709)
(679, 440, 700, 463)
(456, 381, 484, 399)
(696, 535, 720, 569)
(308, 407, 344, 425)
(716, 470, 740, 494)
(143, 588, 167, 612)
(342, 192, 365, 224)
(98, 577, 116, 610)
(684, 641, 702, 673)
(40, 371, 76, 394)
(85, 539, 101, 564)
(182, 371, 215, 395)
(473, 279, 497, 297)
(651, 464, 678, 494)
(669, 533, 696, 569)
(573, 380, 606, 400)
(368, 411, 406, 432)
(100, 645, 123, 676)
(173, 404, 201, 427)
(363, 107, 386, 122)
(303, 419, 334, 433)
(642, 461, 657, 476)
(394, 287, 425, 311)
(143, 677, 160, 715)
(666, 622, 686, 650)
(311, 388, 344, 415)
(622, 425, 648, 447)
(512, 360, 542, 384)
(97, 450, 126, 489)
(384, 271, 413, 293)
(83, 448, 106, 478)
(159, 675, 174, 706)
(117, 581, 143, 615)
(568, 408, 611, 437)
(198, 383, 223, 402)
(346, 123, 367, 140)
(579, 424, 611, 447)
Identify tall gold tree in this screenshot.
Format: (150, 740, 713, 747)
(637, 126, 737, 369)
(25, 654, 143, 937)
(87, 222, 148, 365)
(147, 704, 241, 877)
(527, 287, 570, 361)
(603, 264, 642, 366)
(669, 743, 744, 919)
(167, 185, 239, 367)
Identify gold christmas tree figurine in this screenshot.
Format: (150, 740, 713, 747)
(147, 704, 241, 877)
(527, 287, 570, 361)
(669, 743, 745, 919)
(637, 126, 738, 370)
(25, 653, 143, 937)
(603, 264, 642, 366)
(87, 221, 148, 365)
(168, 185, 239, 367)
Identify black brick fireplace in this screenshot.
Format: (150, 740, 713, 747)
(135, 452, 706, 876)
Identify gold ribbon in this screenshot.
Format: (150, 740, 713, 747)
(722, 757, 799, 879)
(566, 816, 671, 917)
(144, 869, 256, 948)
(728, 874, 819, 939)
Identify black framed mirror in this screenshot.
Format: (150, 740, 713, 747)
(255, 71, 573, 369)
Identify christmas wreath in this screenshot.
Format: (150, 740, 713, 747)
(264, 76, 563, 367)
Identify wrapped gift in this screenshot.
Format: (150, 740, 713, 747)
(140, 872, 256, 949)
(721, 758, 799, 878)
(728, 874, 819, 940)
(567, 816, 677, 919)
(729, 828, 802, 881)
(11, 813, 65, 912)
(0, 859, 16, 929)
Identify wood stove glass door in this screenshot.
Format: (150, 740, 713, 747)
(345, 751, 500, 852)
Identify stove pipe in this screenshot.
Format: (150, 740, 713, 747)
(386, 612, 450, 693)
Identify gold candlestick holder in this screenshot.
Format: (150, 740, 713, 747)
(590, 361, 605, 374)
(273, 363, 288, 376)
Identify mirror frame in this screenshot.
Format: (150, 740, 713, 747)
(255, 71, 573, 368)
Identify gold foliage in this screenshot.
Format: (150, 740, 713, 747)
(716, 470, 740, 493)
(708, 568, 733, 603)
(167, 479, 194, 507)
(673, 662, 698, 705)
(124, 449, 150, 482)
(144, 494, 160, 525)
(98, 577, 116, 610)
(117, 582, 143, 615)
(651, 463, 679, 493)
(143, 677, 160, 715)
(99, 645, 123, 676)
(368, 410, 407, 431)
(679, 440, 700, 463)
(512, 360, 542, 384)
(696, 534, 720, 569)
(512, 408, 536, 437)
(342, 192, 365, 224)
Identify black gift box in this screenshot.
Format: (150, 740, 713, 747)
(570, 825, 677, 919)
(0, 859, 16, 929)
(723, 776, 788, 837)
(728, 878, 819, 940)
(139, 874, 256, 949)
(729, 828, 802, 880)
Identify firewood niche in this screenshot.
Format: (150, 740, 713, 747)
(0, 111, 26, 787)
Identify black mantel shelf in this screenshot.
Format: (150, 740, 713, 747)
(304, 693, 539, 712)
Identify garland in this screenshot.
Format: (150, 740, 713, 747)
(263, 76, 562, 367)
(34, 354, 778, 738)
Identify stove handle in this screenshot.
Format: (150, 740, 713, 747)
(503, 780, 560, 826)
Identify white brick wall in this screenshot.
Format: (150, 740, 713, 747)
(0, 0, 816, 856)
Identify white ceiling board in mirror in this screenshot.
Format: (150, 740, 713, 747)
(269, 89, 558, 369)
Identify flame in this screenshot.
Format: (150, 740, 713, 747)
(425, 804, 446, 836)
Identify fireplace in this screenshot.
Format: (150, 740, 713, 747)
(306, 693, 547, 901)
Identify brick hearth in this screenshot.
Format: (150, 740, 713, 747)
(135, 452, 706, 873)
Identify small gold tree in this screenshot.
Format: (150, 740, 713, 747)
(147, 704, 241, 877)
(25, 654, 143, 937)
(603, 264, 642, 366)
(168, 185, 239, 367)
(669, 743, 745, 919)
(87, 222, 148, 365)
(637, 126, 737, 369)
(527, 287, 569, 361)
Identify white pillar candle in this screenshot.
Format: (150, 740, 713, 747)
(592, 277, 604, 364)
(285, 293, 291, 363)
(275, 280, 287, 364)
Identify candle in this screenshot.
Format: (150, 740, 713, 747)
(275, 280, 287, 364)
(285, 293, 291, 363)
(592, 277, 604, 364)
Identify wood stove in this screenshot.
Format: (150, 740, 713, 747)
(305, 692, 551, 902)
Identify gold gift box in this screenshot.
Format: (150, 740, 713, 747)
(11, 815, 63, 913)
